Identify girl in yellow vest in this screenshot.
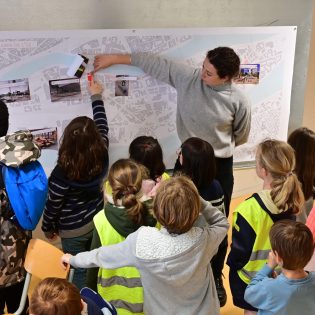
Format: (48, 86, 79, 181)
(87, 159, 156, 315)
(227, 139, 304, 315)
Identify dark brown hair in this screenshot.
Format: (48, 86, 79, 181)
(270, 220, 314, 270)
(257, 139, 304, 214)
(58, 116, 108, 181)
(0, 100, 9, 137)
(129, 136, 165, 181)
(29, 277, 82, 315)
(179, 137, 216, 190)
(206, 47, 240, 80)
(288, 127, 315, 200)
(153, 176, 200, 234)
(109, 159, 147, 224)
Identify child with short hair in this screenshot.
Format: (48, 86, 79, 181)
(227, 139, 305, 313)
(173, 137, 227, 306)
(41, 80, 109, 289)
(244, 220, 315, 315)
(29, 277, 116, 315)
(62, 176, 229, 315)
(87, 158, 156, 314)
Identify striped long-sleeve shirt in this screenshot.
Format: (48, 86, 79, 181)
(41, 94, 109, 238)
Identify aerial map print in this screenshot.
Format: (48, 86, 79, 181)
(0, 27, 296, 171)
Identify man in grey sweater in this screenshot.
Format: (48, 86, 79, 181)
(93, 47, 251, 305)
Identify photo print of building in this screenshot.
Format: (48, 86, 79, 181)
(0, 78, 31, 102)
(234, 64, 260, 84)
(49, 78, 81, 102)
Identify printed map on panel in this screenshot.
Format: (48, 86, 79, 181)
(0, 28, 296, 171)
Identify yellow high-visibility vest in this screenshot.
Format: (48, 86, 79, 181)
(233, 195, 274, 284)
(94, 210, 144, 315)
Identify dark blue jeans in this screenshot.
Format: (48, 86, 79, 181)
(61, 230, 93, 290)
(212, 156, 233, 279)
(215, 156, 234, 218)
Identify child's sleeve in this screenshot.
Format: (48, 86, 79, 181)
(199, 198, 229, 254)
(226, 210, 256, 271)
(91, 94, 109, 147)
(70, 230, 138, 269)
(244, 264, 273, 308)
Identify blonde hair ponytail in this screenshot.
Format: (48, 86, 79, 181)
(257, 140, 304, 214)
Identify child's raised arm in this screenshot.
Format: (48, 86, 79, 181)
(88, 79, 109, 147)
(198, 197, 229, 253)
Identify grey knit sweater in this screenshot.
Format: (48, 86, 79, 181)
(132, 53, 251, 158)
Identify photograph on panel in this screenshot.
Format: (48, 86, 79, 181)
(0, 78, 31, 102)
(48, 78, 81, 102)
(31, 127, 58, 150)
(115, 75, 129, 96)
(234, 64, 260, 84)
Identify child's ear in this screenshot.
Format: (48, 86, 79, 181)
(261, 167, 269, 177)
(273, 250, 283, 266)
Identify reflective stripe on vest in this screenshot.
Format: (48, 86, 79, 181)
(234, 196, 274, 284)
(98, 275, 142, 288)
(249, 249, 270, 261)
(94, 210, 144, 315)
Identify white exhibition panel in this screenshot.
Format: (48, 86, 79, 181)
(0, 27, 296, 172)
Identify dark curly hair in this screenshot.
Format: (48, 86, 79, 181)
(207, 47, 240, 80)
(58, 116, 108, 181)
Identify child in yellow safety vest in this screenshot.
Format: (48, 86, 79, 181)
(62, 176, 229, 315)
(227, 139, 304, 314)
(87, 159, 156, 315)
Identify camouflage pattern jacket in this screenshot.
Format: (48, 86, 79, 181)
(0, 170, 31, 288)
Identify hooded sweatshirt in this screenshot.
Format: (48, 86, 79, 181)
(70, 199, 229, 315)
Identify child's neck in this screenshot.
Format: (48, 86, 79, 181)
(282, 268, 308, 280)
(262, 176, 273, 190)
